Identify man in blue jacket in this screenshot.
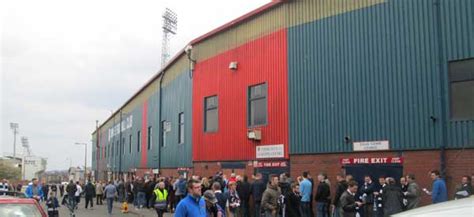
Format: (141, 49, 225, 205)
(25, 178, 44, 201)
(174, 179, 206, 217)
(424, 170, 447, 204)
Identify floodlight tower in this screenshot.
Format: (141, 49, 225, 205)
(10, 123, 19, 157)
(161, 8, 178, 67)
(21, 136, 29, 180)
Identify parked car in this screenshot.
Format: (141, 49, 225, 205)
(0, 196, 47, 217)
(392, 197, 474, 217)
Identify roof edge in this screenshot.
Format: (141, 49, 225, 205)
(93, 0, 285, 135)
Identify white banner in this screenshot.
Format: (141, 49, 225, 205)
(353, 140, 389, 151)
(256, 144, 284, 159)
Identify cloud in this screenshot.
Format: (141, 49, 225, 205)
(1, 0, 269, 170)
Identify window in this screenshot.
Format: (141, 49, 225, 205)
(179, 113, 185, 144)
(121, 137, 125, 155)
(204, 96, 218, 132)
(248, 83, 268, 127)
(148, 126, 152, 150)
(116, 141, 119, 156)
(137, 131, 141, 152)
(129, 135, 132, 153)
(449, 58, 474, 119)
(161, 121, 167, 147)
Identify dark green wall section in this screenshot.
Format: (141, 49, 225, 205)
(288, 0, 473, 154)
(160, 71, 193, 168)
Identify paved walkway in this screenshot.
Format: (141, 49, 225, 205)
(53, 201, 173, 217)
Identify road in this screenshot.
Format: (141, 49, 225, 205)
(53, 202, 173, 217)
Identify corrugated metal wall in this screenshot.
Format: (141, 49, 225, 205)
(441, 0, 474, 148)
(192, 29, 289, 161)
(161, 71, 193, 168)
(288, 0, 474, 154)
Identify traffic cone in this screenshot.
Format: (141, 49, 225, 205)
(121, 202, 129, 213)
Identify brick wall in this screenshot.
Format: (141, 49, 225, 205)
(290, 149, 474, 207)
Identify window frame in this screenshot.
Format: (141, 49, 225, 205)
(178, 112, 185, 144)
(129, 134, 132, 154)
(161, 121, 167, 147)
(248, 82, 268, 127)
(204, 95, 219, 133)
(148, 126, 152, 150)
(448, 58, 474, 121)
(137, 131, 141, 152)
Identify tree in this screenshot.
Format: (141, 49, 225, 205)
(0, 161, 21, 181)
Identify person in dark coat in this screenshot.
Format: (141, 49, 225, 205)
(250, 173, 265, 217)
(84, 181, 96, 209)
(382, 178, 404, 217)
(332, 174, 348, 217)
(59, 184, 64, 197)
(340, 181, 363, 217)
(42, 184, 50, 201)
(315, 173, 331, 217)
(359, 175, 375, 217)
(212, 181, 228, 214)
(286, 182, 301, 217)
(374, 176, 387, 217)
(236, 175, 251, 217)
(454, 175, 473, 199)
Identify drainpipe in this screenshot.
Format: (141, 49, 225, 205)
(434, 0, 447, 178)
(158, 71, 166, 174)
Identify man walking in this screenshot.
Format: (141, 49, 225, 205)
(299, 171, 312, 217)
(423, 170, 447, 204)
(236, 175, 251, 217)
(261, 175, 281, 217)
(315, 173, 331, 217)
(250, 173, 265, 217)
(104, 181, 117, 215)
(404, 174, 421, 210)
(66, 180, 77, 211)
(174, 179, 206, 217)
(96, 181, 104, 205)
(84, 181, 96, 209)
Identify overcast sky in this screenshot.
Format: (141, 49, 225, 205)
(0, 0, 269, 171)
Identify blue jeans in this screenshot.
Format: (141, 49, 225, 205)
(137, 192, 146, 208)
(316, 202, 329, 217)
(301, 201, 311, 217)
(107, 198, 114, 214)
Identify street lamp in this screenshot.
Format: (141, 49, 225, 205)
(75, 142, 87, 181)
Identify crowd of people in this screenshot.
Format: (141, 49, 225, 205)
(0, 169, 473, 217)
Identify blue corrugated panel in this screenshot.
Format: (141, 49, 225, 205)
(441, 0, 474, 148)
(160, 71, 193, 168)
(288, 0, 473, 154)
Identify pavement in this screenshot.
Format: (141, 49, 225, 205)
(53, 201, 174, 217)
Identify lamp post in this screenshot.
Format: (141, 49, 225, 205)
(75, 142, 87, 181)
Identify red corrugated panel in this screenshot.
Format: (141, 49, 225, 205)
(192, 29, 289, 162)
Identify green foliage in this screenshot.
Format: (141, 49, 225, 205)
(0, 161, 21, 181)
